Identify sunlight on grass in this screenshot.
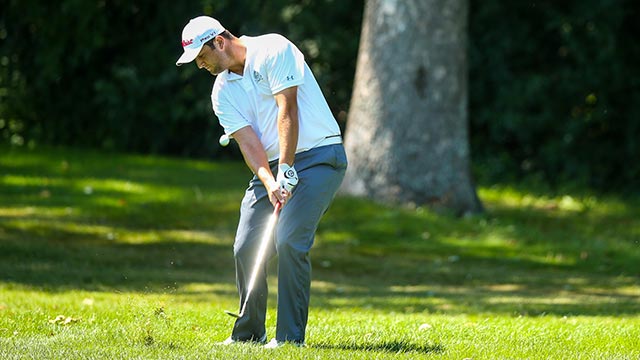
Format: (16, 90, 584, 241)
(0, 206, 76, 217)
(486, 294, 612, 307)
(4, 218, 113, 239)
(1, 216, 230, 245)
(478, 185, 634, 216)
(1, 146, 639, 359)
(178, 282, 236, 294)
(479, 186, 589, 211)
(82, 178, 148, 194)
(2, 174, 187, 202)
(2, 175, 149, 194)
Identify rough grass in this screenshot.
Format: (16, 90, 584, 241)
(1, 145, 639, 359)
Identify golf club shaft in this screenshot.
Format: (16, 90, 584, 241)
(236, 201, 282, 318)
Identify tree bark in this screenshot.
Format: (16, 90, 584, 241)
(341, 0, 482, 215)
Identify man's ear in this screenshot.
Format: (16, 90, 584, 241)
(213, 36, 223, 50)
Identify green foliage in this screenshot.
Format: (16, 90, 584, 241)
(469, 0, 640, 190)
(1, 146, 639, 358)
(1, 0, 638, 191)
(0, 0, 362, 156)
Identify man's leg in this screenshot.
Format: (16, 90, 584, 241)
(230, 178, 274, 341)
(274, 144, 347, 343)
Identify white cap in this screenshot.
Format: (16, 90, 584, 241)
(176, 16, 225, 66)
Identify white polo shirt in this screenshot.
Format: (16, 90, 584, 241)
(211, 34, 342, 162)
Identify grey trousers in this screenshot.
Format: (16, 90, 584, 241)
(230, 144, 347, 343)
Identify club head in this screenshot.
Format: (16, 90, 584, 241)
(224, 310, 241, 318)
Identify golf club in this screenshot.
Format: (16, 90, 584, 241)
(225, 201, 282, 318)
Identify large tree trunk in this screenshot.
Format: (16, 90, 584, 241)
(341, 0, 482, 215)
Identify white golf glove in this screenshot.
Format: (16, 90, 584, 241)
(276, 163, 298, 192)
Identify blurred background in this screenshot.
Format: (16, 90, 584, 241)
(1, 0, 638, 192)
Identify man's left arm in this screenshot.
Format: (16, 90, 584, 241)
(266, 36, 304, 193)
(273, 86, 300, 196)
(274, 86, 299, 166)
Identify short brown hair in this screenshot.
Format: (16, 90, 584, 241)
(204, 30, 233, 48)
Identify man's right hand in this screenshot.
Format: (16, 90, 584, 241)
(267, 178, 289, 206)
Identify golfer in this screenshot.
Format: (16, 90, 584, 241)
(176, 16, 347, 348)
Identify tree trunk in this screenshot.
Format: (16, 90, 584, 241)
(341, 0, 482, 215)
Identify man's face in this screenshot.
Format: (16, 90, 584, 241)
(196, 41, 226, 76)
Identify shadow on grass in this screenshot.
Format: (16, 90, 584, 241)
(2, 200, 639, 317)
(312, 340, 445, 355)
(1, 146, 639, 318)
(0, 146, 246, 292)
(0, 227, 237, 293)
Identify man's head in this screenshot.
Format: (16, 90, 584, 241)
(176, 16, 243, 76)
(175, 16, 225, 67)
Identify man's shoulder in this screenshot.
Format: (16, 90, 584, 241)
(246, 33, 290, 47)
(247, 33, 294, 59)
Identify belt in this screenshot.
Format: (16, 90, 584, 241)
(316, 134, 343, 148)
(268, 135, 343, 165)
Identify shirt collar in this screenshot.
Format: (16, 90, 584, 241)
(226, 70, 243, 81)
(225, 35, 251, 82)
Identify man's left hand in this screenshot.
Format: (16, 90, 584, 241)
(277, 163, 298, 192)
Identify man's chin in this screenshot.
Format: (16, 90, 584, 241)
(207, 67, 225, 76)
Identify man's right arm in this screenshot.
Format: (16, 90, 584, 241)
(232, 126, 289, 205)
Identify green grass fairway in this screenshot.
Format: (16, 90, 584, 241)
(1, 146, 639, 359)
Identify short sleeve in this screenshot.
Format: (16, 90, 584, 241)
(211, 91, 251, 135)
(264, 38, 305, 94)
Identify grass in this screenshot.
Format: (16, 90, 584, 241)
(0, 145, 639, 359)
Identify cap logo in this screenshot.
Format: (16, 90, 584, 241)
(182, 29, 218, 50)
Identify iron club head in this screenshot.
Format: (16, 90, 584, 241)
(224, 310, 241, 318)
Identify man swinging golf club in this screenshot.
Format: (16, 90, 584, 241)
(176, 16, 347, 348)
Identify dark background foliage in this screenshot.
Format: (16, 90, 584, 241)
(469, 0, 640, 191)
(1, 0, 638, 191)
(0, 0, 362, 158)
